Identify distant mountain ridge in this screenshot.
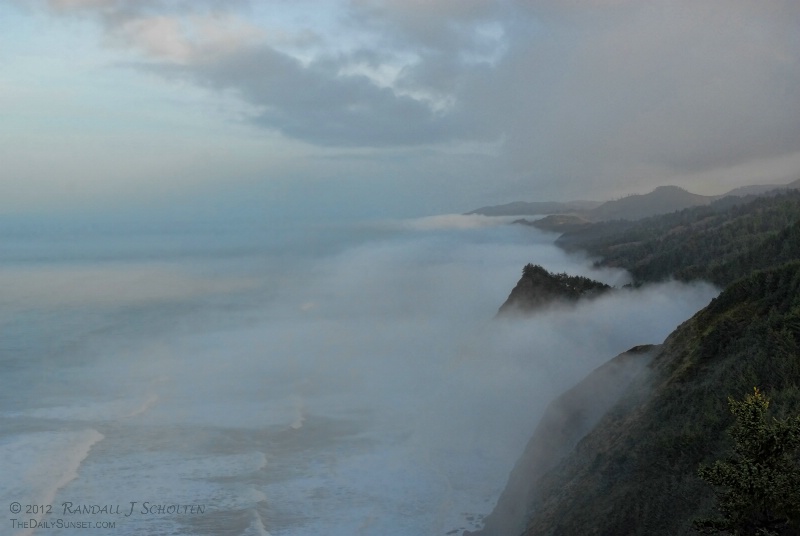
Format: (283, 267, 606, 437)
(467, 179, 800, 222)
(587, 185, 712, 221)
(724, 177, 800, 197)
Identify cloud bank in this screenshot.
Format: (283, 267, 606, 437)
(8, 0, 800, 211)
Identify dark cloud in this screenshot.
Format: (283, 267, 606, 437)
(39, 0, 800, 197)
(143, 45, 485, 146)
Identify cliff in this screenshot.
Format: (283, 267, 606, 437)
(475, 261, 800, 536)
(473, 345, 657, 536)
(497, 264, 611, 315)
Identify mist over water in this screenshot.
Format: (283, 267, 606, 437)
(0, 213, 718, 535)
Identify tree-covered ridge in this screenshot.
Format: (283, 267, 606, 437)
(521, 263, 611, 296)
(497, 264, 611, 315)
(512, 261, 800, 536)
(481, 189, 800, 536)
(555, 191, 800, 286)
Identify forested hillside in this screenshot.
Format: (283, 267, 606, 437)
(556, 190, 800, 286)
(474, 345, 657, 536)
(480, 262, 800, 536)
(477, 189, 800, 536)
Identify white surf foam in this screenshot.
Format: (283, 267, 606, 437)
(243, 510, 273, 536)
(0, 429, 104, 536)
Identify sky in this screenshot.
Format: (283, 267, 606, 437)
(2, 0, 800, 218)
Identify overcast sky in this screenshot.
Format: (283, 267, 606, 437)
(2, 0, 800, 217)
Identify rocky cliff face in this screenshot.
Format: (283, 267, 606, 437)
(478, 262, 800, 536)
(497, 264, 611, 315)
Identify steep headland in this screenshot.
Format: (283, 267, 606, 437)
(478, 261, 800, 536)
(477, 189, 800, 536)
(517, 261, 800, 536)
(496, 263, 611, 315)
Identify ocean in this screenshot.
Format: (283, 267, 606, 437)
(0, 212, 718, 536)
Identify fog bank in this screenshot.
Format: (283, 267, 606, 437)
(0, 215, 718, 535)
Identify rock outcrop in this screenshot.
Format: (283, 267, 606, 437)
(497, 264, 611, 315)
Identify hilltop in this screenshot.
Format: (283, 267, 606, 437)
(586, 185, 712, 221)
(496, 263, 611, 315)
(467, 179, 800, 222)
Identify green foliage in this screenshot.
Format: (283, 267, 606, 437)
(499, 189, 800, 534)
(694, 388, 800, 536)
(517, 263, 800, 536)
(521, 263, 610, 296)
(555, 191, 800, 286)
(500, 264, 612, 314)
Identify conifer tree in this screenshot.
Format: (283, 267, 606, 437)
(694, 388, 800, 536)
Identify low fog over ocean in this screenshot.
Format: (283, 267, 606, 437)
(0, 211, 718, 536)
(4, 1, 798, 533)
